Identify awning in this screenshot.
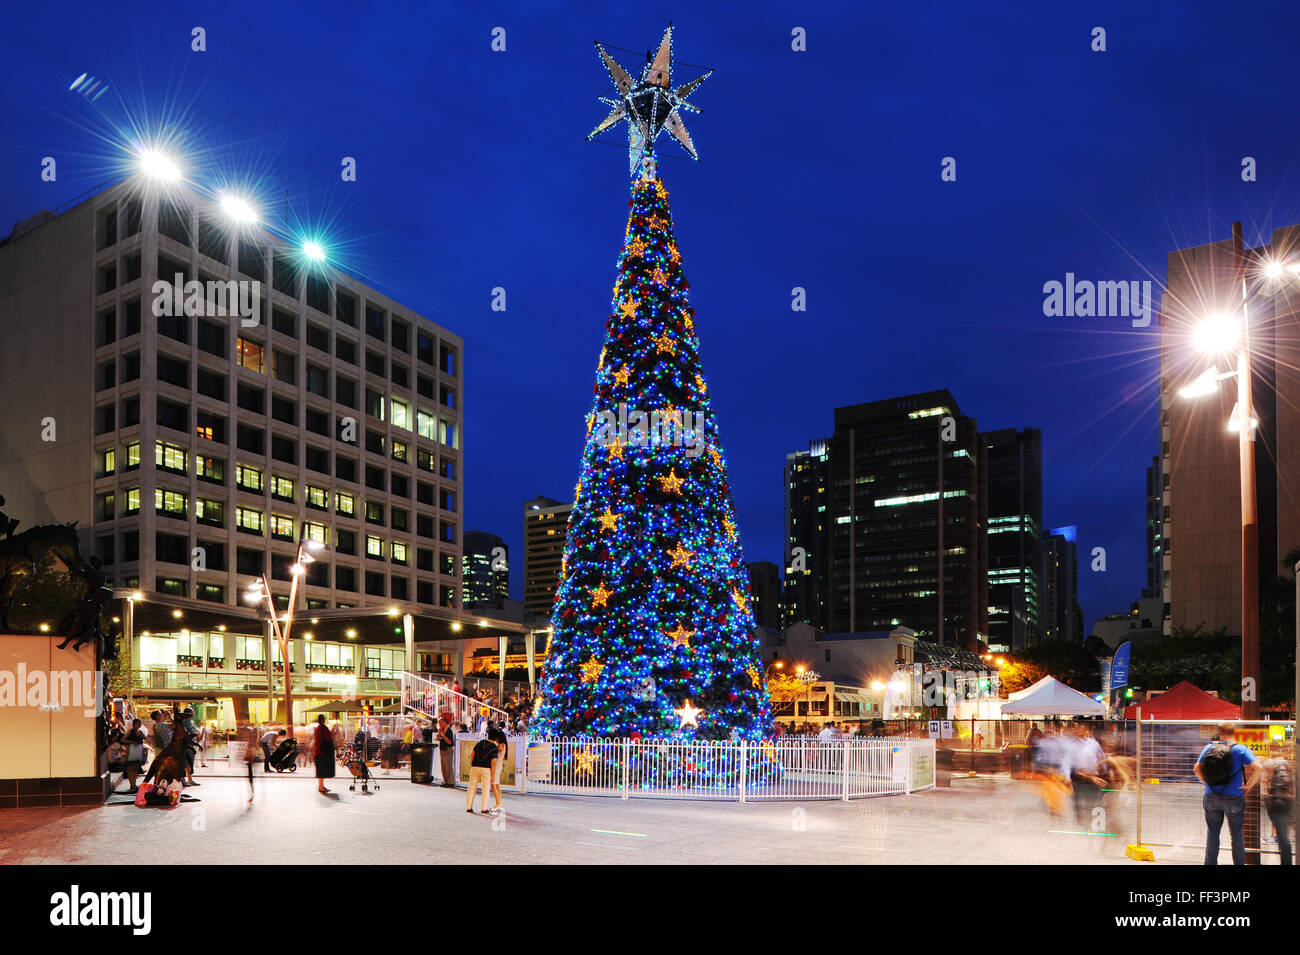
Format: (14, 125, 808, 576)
(306, 700, 367, 713)
(835, 692, 869, 704)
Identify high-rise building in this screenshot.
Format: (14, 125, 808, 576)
(1159, 224, 1300, 636)
(1041, 525, 1082, 642)
(522, 495, 572, 620)
(462, 530, 508, 608)
(745, 560, 782, 630)
(0, 176, 465, 616)
(782, 439, 829, 629)
(826, 390, 988, 650)
(984, 427, 1042, 651)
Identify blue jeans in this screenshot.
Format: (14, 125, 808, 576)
(1203, 792, 1246, 865)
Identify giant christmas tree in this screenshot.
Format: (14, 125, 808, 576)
(533, 26, 772, 740)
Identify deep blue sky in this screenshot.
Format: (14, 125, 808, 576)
(4, 1, 1300, 631)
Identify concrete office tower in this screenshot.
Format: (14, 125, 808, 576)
(984, 427, 1043, 652)
(1159, 225, 1300, 635)
(782, 439, 829, 629)
(0, 175, 465, 615)
(826, 390, 988, 651)
(522, 495, 572, 620)
(745, 559, 783, 630)
(1040, 526, 1083, 642)
(462, 530, 509, 608)
(1143, 455, 1165, 603)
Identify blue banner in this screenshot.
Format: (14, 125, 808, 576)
(1110, 640, 1131, 689)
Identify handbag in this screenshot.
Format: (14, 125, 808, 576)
(126, 742, 145, 762)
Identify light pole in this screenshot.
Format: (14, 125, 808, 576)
(244, 538, 324, 735)
(1176, 222, 1259, 719)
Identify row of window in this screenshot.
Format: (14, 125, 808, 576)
(96, 198, 457, 376)
(96, 486, 458, 544)
(98, 442, 455, 513)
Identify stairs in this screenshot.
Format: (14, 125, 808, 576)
(401, 671, 510, 728)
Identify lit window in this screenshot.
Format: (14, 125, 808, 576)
(303, 521, 327, 545)
(335, 491, 355, 516)
(196, 455, 224, 482)
(270, 514, 295, 540)
(123, 487, 141, 515)
(305, 485, 328, 509)
(236, 464, 264, 492)
(237, 337, 265, 373)
(155, 488, 187, 516)
(270, 475, 295, 501)
(236, 507, 264, 534)
(124, 441, 141, 470)
(155, 440, 187, 472)
(366, 535, 384, 557)
(391, 399, 411, 432)
(101, 448, 116, 475)
(391, 440, 408, 464)
(416, 409, 436, 441)
(391, 541, 408, 565)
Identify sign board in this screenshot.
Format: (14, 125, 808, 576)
(526, 741, 552, 781)
(940, 720, 954, 739)
(910, 746, 935, 789)
(458, 737, 518, 786)
(1110, 641, 1132, 689)
(927, 720, 941, 738)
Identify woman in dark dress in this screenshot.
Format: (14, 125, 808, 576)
(313, 715, 335, 794)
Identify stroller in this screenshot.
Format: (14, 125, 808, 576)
(268, 738, 298, 773)
(342, 742, 380, 793)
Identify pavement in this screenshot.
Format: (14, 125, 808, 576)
(2, 771, 1266, 865)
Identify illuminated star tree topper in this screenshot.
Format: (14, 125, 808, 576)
(586, 23, 713, 174)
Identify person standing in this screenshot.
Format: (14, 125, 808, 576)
(142, 710, 172, 783)
(1194, 721, 1262, 865)
(437, 714, 456, 788)
(1263, 748, 1295, 866)
(466, 735, 502, 815)
(313, 715, 335, 794)
(120, 718, 146, 794)
(487, 726, 508, 813)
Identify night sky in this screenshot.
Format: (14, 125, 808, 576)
(4, 1, 1300, 631)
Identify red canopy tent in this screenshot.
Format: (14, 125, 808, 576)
(1124, 680, 1241, 719)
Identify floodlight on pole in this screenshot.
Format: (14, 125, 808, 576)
(1178, 365, 1228, 399)
(1227, 401, 1259, 435)
(302, 240, 326, 262)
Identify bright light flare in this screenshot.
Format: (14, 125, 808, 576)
(220, 193, 258, 224)
(302, 240, 326, 262)
(1192, 313, 1240, 354)
(137, 148, 182, 182)
(1264, 260, 1286, 280)
(1178, 366, 1222, 399)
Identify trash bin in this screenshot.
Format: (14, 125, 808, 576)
(410, 742, 433, 784)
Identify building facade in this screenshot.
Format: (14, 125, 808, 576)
(1159, 224, 1300, 636)
(826, 391, 988, 650)
(462, 530, 509, 609)
(0, 175, 465, 616)
(745, 559, 782, 630)
(1040, 525, 1083, 642)
(522, 495, 572, 621)
(983, 427, 1043, 652)
(782, 439, 829, 629)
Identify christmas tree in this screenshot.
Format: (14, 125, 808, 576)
(533, 27, 772, 740)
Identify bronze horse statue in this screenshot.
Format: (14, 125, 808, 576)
(0, 522, 82, 632)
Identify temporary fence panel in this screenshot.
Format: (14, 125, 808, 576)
(1120, 718, 1295, 858)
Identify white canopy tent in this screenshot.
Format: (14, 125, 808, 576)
(999, 676, 1105, 716)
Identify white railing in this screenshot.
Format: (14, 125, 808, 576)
(401, 671, 510, 728)
(516, 736, 935, 801)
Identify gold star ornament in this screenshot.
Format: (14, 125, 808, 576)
(590, 581, 613, 608)
(664, 623, 695, 649)
(667, 541, 694, 570)
(598, 508, 620, 533)
(657, 468, 685, 495)
(674, 699, 703, 729)
(580, 657, 604, 683)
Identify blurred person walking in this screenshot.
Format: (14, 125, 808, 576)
(1194, 721, 1262, 865)
(1263, 747, 1295, 865)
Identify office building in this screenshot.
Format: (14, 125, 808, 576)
(523, 495, 572, 620)
(1159, 224, 1300, 636)
(984, 427, 1042, 651)
(1143, 455, 1165, 603)
(0, 171, 516, 723)
(745, 559, 782, 630)
(826, 390, 988, 650)
(1041, 525, 1083, 642)
(782, 439, 829, 629)
(462, 530, 509, 608)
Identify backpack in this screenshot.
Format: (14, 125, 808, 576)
(1268, 761, 1295, 808)
(1201, 742, 1239, 791)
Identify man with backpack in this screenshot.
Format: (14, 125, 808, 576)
(465, 734, 504, 815)
(1194, 722, 1262, 865)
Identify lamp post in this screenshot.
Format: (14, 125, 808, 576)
(1177, 222, 1259, 719)
(244, 537, 324, 735)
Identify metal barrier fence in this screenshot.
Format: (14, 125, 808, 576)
(518, 736, 935, 801)
(1120, 718, 1295, 858)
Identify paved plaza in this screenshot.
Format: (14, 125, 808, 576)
(0, 772, 1251, 866)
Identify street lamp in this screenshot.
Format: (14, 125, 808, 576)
(1177, 222, 1259, 719)
(243, 536, 326, 735)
